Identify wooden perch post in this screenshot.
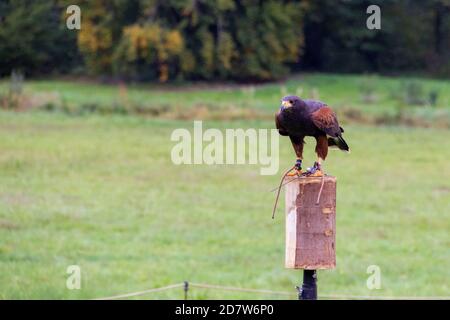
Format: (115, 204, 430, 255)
(284, 175, 337, 299)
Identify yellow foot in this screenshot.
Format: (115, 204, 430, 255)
(286, 168, 302, 176)
(308, 170, 323, 177)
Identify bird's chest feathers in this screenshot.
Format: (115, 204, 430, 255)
(280, 108, 315, 134)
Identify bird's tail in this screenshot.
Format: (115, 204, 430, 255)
(328, 135, 350, 152)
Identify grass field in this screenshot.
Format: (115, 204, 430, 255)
(1, 74, 450, 123)
(1, 107, 449, 299)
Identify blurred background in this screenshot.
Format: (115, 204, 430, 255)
(0, 0, 449, 299)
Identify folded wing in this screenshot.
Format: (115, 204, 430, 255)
(311, 106, 342, 137)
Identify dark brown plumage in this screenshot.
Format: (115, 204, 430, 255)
(275, 95, 349, 174)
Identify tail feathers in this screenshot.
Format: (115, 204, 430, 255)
(328, 135, 350, 152)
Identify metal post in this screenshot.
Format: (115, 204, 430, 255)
(297, 270, 317, 300)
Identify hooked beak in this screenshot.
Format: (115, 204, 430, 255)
(281, 100, 292, 108)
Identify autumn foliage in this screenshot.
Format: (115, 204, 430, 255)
(0, 0, 448, 81)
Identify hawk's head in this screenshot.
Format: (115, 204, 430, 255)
(280, 95, 302, 110)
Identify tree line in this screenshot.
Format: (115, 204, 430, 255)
(0, 0, 449, 81)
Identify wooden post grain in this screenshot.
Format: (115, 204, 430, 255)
(285, 176, 336, 270)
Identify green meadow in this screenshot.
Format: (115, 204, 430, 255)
(1, 73, 450, 122)
(0, 74, 449, 299)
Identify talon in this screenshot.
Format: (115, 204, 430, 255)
(302, 162, 323, 177)
(286, 168, 302, 176)
(309, 169, 323, 177)
(287, 159, 302, 176)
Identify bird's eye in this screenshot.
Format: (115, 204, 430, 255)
(289, 100, 293, 104)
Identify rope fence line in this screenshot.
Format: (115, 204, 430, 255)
(93, 283, 185, 300)
(189, 282, 293, 297)
(93, 282, 450, 300)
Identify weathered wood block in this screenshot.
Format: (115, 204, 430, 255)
(285, 176, 336, 269)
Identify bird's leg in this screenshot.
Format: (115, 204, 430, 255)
(304, 136, 327, 177)
(286, 158, 302, 176)
(287, 137, 305, 176)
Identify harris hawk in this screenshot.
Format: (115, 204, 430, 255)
(275, 95, 349, 176)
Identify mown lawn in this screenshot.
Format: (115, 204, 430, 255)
(0, 111, 449, 299)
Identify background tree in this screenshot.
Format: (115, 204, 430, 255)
(0, 0, 78, 76)
(0, 0, 448, 80)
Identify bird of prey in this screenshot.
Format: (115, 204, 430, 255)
(275, 95, 349, 176)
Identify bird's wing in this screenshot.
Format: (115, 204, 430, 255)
(304, 99, 327, 112)
(275, 111, 289, 136)
(311, 106, 342, 137)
